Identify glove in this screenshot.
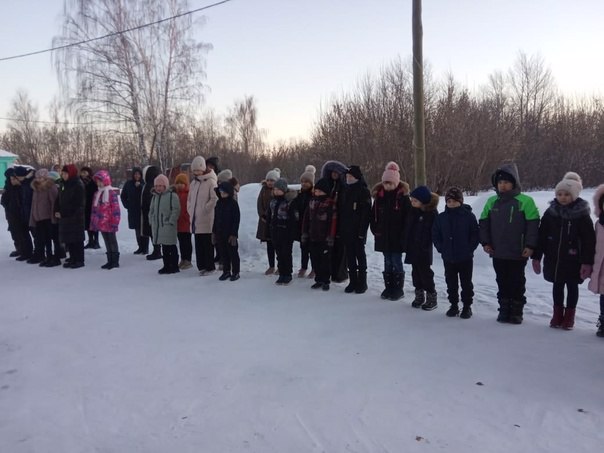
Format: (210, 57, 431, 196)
(580, 264, 593, 280)
(228, 235, 238, 247)
(326, 236, 335, 247)
(211, 233, 217, 245)
(532, 259, 541, 275)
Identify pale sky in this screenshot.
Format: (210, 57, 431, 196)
(0, 0, 603, 143)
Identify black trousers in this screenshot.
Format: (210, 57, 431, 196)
(101, 232, 119, 253)
(274, 236, 293, 277)
(444, 259, 474, 305)
(216, 237, 240, 275)
(411, 262, 435, 293)
(34, 219, 53, 259)
(14, 218, 33, 258)
(66, 241, 84, 263)
(309, 241, 331, 284)
(265, 240, 275, 268)
(330, 237, 348, 281)
(345, 237, 367, 273)
(553, 280, 579, 309)
(492, 258, 527, 302)
(177, 232, 192, 261)
(194, 233, 215, 271)
(299, 241, 310, 270)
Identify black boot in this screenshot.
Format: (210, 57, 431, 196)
(112, 252, 120, 269)
(147, 244, 162, 260)
(355, 270, 368, 294)
(158, 254, 169, 274)
(101, 253, 112, 269)
(169, 250, 180, 274)
(388, 272, 404, 301)
(139, 236, 149, 255)
(381, 272, 392, 299)
(597, 317, 604, 338)
(422, 291, 438, 311)
(508, 299, 525, 324)
(345, 271, 358, 293)
(446, 303, 460, 317)
(133, 235, 144, 254)
(411, 289, 425, 308)
(460, 304, 473, 319)
(497, 299, 511, 323)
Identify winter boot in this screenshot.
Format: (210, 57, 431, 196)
(550, 305, 564, 328)
(112, 252, 120, 269)
(345, 271, 358, 293)
(146, 245, 162, 261)
(561, 307, 576, 330)
(388, 272, 405, 301)
(355, 270, 368, 294)
(411, 289, 425, 308)
(169, 251, 180, 274)
(497, 299, 511, 323)
(422, 291, 438, 311)
(158, 255, 169, 274)
(380, 272, 392, 300)
(446, 303, 460, 317)
(460, 304, 473, 319)
(597, 317, 604, 338)
(44, 255, 61, 267)
(101, 253, 113, 269)
(219, 272, 232, 281)
(508, 299, 525, 325)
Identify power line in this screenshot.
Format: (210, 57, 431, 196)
(0, 0, 234, 62)
(0, 116, 95, 126)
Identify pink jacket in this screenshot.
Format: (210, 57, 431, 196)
(90, 170, 121, 233)
(588, 184, 604, 295)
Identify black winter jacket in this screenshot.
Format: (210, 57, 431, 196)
(370, 182, 411, 253)
(213, 196, 240, 238)
(340, 181, 371, 243)
(405, 193, 439, 265)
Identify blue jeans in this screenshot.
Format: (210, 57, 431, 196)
(383, 252, 403, 273)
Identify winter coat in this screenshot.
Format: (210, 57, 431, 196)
(2, 182, 21, 229)
(405, 193, 439, 265)
(149, 188, 180, 246)
(187, 171, 218, 235)
(290, 188, 312, 242)
(90, 171, 121, 234)
(479, 163, 540, 260)
(267, 191, 297, 244)
(255, 182, 274, 241)
(120, 168, 144, 230)
(589, 185, 604, 294)
(176, 184, 191, 233)
(302, 195, 337, 243)
(370, 182, 411, 253)
(55, 176, 86, 244)
(213, 195, 240, 239)
(340, 181, 371, 243)
(81, 176, 98, 230)
(432, 204, 480, 264)
(141, 166, 161, 237)
(532, 198, 595, 284)
(29, 176, 58, 227)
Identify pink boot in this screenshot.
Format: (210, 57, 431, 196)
(550, 305, 564, 328)
(561, 307, 576, 330)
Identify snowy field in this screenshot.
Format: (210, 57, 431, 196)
(1, 184, 603, 453)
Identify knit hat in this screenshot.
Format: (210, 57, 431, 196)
(217, 169, 233, 183)
(35, 168, 49, 179)
(410, 185, 432, 204)
(274, 178, 288, 193)
(14, 166, 29, 177)
(300, 165, 316, 184)
(191, 156, 206, 172)
(381, 161, 401, 186)
(206, 156, 220, 172)
(4, 167, 16, 178)
(48, 170, 60, 181)
(346, 165, 363, 181)
(494, 170, 516, 187)
(174, 173, 189, 186)
(314, 178, 332, 195)
(445, 186, 464, 203)
(555, 172, 583, 201)
(265, 168, 281, 182)
(217, 181, 234, 197)
(62, 164, 79, 179)
(154, 174, 169, 188)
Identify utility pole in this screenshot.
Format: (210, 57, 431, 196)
(412, 0, 426, 186)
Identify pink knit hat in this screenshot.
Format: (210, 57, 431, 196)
(381, 161, 400, 186)
(154, 174, 169, 188)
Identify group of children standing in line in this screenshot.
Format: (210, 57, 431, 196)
(2, 157, 604, 337)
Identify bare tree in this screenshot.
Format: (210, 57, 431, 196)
(225, 96, 266, 156)
(4, 90, 42, 165)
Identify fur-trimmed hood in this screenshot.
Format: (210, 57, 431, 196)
(421, 192, 440, 212)
(593, 184, 604, 217)
(31, 176, 56, 191)
(546, 197, 591, 220)
(371, 181, 410, 198)
(320, 160, 348, 179)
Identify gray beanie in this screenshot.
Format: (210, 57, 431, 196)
(274, 178, 288, 192)
(217, 169, 233, 183)
(191, 156, 206, 172)
(300, 165, 316, 184)
(265, 168, 281, 181)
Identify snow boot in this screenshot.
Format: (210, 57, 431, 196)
(112, 252, 120, 269)
(508, 299, 525, 325)
(380, 272, 392, 300)
(597, 317, 604, 338)
(388, 272, 405, 301)
(561, 307, 575, 330)
(422, 291, 438, 311)
(411, 289, 425, 308)
(550, 304, 564, 328)
(446, 303, 460, 317)
(345, 271, 358, 293)
(101, 253, 112, 269)
(146, 245, 162, 261)
(158, 255, 169, 274)
(497, 299, 511, 323)
(219, 272, 231, 281)
(460, 304, 473, 319)
(355, 270, 368, 294)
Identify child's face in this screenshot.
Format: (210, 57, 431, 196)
(10, 176, 19, 185)
(382, 181, 395, 192)
(133, 172, 141, 181)
(155, 184, 166, 193)
(61, 171, 69, 181)
(331, 171, 339, 180)
(266, 179, 275, 188)
(273, 188, 285, 197)
(410, 197, 422, 208)
(80, 170, 89, 179)
(556, 190, 572, 206)
(446, 199, 461, 209)
(95, 179, 105, 188)
(220, 190, 230, 198)
(175, 182, 184, 192)
(314, 188, 326, 197)
(497, 180, 514, 193)
(192, 169, 204, 177)
(301, 180, 312, 191)
(346, 174, 358, 185)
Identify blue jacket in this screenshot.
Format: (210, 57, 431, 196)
(432, 204, 480, 263)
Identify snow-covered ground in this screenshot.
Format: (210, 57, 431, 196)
(1, 184, 603, 453)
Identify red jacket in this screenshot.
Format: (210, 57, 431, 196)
(176, 186, 191, 233)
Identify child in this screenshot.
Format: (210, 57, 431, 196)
(432, 187, 480, 318)
(55, 164, 86, 269)
(479, 163, 539, 324)
(120, 167, 147, 254)
(149, 174, 181, 274)
(174, 173, 192, 270)
(213, 181, 241, 281)
(256, 168, 280, 275)
(302, 178, 338, 291)
(531, 173, 595, 330)
(90, 170, 121, 269)
(341, 165, 371, 294)
(406, 185, 439, 310)
(80, 166, 100, 250)
(588, 184, 604, 337)
(290, 165, 315, 278)
(187, 156, 218, 276)
(29, 169, 59, 266)
(370, 162, 411, 300)
(141, 165, 162, 260)
(267, 178, 296, 285)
